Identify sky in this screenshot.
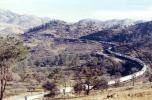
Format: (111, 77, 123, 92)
(0, 0, 152, 22)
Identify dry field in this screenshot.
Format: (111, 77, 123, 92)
(45, 83, 152, 100)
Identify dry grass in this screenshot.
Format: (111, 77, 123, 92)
(21, 82, 152, 100)
(61, 83, 152, 100)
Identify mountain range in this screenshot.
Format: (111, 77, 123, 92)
(0, 9, 144, 37)
(1, 9, 152, 60)
(24, 19, 144, 39)
(0, 9, 50, 35)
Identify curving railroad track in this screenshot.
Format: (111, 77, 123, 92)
(105, 47, 147, 85)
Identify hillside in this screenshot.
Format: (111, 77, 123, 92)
(24, 19, 142, 39)
(63, 83, 152, 100)
(80, 21, 152, 66)
(0, 9, 50, 35)
(81, 21, 151, 42)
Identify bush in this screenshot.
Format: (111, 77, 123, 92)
(93, 77, 108, 90)
(12, 73, 21, 82)
(73, 82, 84, 95)
(42, 81, 59, 97)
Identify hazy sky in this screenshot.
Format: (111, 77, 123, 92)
(0, 0, 152, 22)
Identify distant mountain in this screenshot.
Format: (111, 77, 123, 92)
(0, 9, 50, 35)
(24, 18, 143, 39)
(0, 9, 144, 37)
(103, 19, 144, 28)
(76, 19, 144, 29)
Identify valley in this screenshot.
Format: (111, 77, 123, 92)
(0, 9, 151, 100)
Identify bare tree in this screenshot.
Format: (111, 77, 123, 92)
(73, 82, 84, 95)
(42, 81, 59, 98)
(132, 74, 136, 86)
(84, 76, 94, 95)
(0, 61, 12, 100)
(0, 37, 27, 100)
(148, 74, 152, 86)
(93, 77, 108, 90)
(74, 66, 107, 95)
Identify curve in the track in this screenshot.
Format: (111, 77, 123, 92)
(106, 47, 147, 85)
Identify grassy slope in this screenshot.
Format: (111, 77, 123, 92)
(59, 82, 152, 100)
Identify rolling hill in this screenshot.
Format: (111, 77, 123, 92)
(24, 19, 143, 39)
(0, 9, 50, 35)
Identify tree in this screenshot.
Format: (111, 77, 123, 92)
(73, 82, 84, 95)
(73, 66, 107, 95)
(84, 76, 108, 95)
(114, 79, 121, 87)
(0, 37, 27, 100)
(33, 72, 46, 83)
(93, 77, 108, 90)
(148, 74, 152, 86)
(132, 74, 136, 86)
(42, 81, 59, 97)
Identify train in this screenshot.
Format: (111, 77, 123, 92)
(106, 47, 147, 85)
